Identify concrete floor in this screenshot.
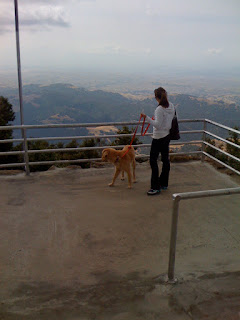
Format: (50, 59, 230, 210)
(0, 161, 240, 319)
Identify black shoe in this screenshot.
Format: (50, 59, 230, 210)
(147, 189, 161, 196)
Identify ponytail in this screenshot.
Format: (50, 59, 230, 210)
(154, 87, 169, 108)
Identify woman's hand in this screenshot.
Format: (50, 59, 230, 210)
(141, 113, 146, 119)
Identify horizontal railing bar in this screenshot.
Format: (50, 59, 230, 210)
(27, 133, 150, 141)
(0, 131, 203, 144)
(180, 130, 204, 134)
(205, 119, 240, 134)
(0, 150, 24, 156)
(203, 151, 240, 175)
(0, 162, 26, 168)
(0, 144, 143, 156)
(0, 119, 205, 131)
(203, 141, 240, 163)
(27, 152, 201, 166)
(205, 131, 240, 150)
(170, 140, 201, 145)
(24, 131, 202, 141)
(0, 133, 148, 143)
(29, 155, 149, 166)
(0, 141, 202, 156)
(0, 138, 24, 143)
(0, 151, 201, 168)
(169, 151, 202, 156)
(0, 121, 139, 130)
(173, 187, 240, 201)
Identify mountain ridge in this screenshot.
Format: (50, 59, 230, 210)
(1, 83, 239, 139)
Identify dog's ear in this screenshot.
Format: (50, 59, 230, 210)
(102, 149, 109, 160)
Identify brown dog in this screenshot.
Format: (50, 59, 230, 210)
(102, 145, 136, 188)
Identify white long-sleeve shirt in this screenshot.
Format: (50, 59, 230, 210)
(146, 102, 175, 139)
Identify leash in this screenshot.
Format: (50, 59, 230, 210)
(121, 115, 151, 158)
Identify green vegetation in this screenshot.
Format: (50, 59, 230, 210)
(205, 128, 240, 171)
(0, 96, 15, 164)
(1, 121, 142, 171)
(12, 138, 101, 171)
(111, 126, 141, 147)
(226, 127, 240, 171)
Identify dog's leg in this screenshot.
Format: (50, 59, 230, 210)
(132, 159, 136, 183)
(121, 171, 125, 180)
(109, 168, 121, 187)
(126, 166, 132, 189)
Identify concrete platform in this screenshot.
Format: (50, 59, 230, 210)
(0, 161, 239, 319)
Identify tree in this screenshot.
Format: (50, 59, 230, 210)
(0, 96, 16, 165)
(112, 126, 141, 147)
(79, 138, 100, 168)
(0, 96, 15, 152)
(205, 137, 217, 157)
(226, 127, 240, 171)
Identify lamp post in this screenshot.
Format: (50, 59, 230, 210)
(14, 0, 30, 175)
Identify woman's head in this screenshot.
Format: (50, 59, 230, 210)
(154, 87, 169, 108)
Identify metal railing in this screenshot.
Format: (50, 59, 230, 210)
(0, 119, 204, 172)
(0, 119, 239, 176)
(168, 187, 240, 283)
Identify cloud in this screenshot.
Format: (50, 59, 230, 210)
(19, 5, 70, 28)
(1, 0, 95, 3)
(0, 0, 96, 35)
(0, 2, 71, 35)
(207, 48, 223, 55)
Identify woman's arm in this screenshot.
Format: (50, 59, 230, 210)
(145, 107, 163, 130)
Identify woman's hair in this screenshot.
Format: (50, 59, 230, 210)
(154, 87, 169, 108)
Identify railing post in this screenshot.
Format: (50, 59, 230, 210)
(201, 119, 206, 162)
(14, 0, 30, 175)
(22, 128, 30, 175)
(167, 195, 180, 283)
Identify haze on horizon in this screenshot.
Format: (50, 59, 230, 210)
(0, 0, 240, 76)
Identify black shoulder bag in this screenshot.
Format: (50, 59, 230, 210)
(169, 109, 180, 140)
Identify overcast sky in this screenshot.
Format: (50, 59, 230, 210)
(0, 0, 240, 73)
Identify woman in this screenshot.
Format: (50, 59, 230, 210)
(141, 87, 175, 195)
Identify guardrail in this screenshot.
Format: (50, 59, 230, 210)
(0, 119, 203, 172)
(0, 119, 239, 176)
(167, 187, 240, 283)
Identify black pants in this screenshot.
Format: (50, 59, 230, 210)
(150, 135, 170, 190)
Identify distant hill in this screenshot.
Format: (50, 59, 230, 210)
(0, 83, 239, 139)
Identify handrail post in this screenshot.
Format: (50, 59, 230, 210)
(167, 195, 181, 283)
(201, 119, 206, 162)
(14, 0, 30, 175)
(167, 188, 240, 283)
(22, 128, 30, 175)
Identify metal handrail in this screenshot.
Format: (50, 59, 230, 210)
(0, 119, 239, 175)
(205, 119, 240, 135)
(168, 187, 240, 282)
(205, 131, 240, 150)
(0, 130, 204, 144)
(0, 119, 206, 131)
(0, 119, 204, 171)
(203, 141, 240, 163)
(0, 152, 203, 168)
(203, 152, 240, 175)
